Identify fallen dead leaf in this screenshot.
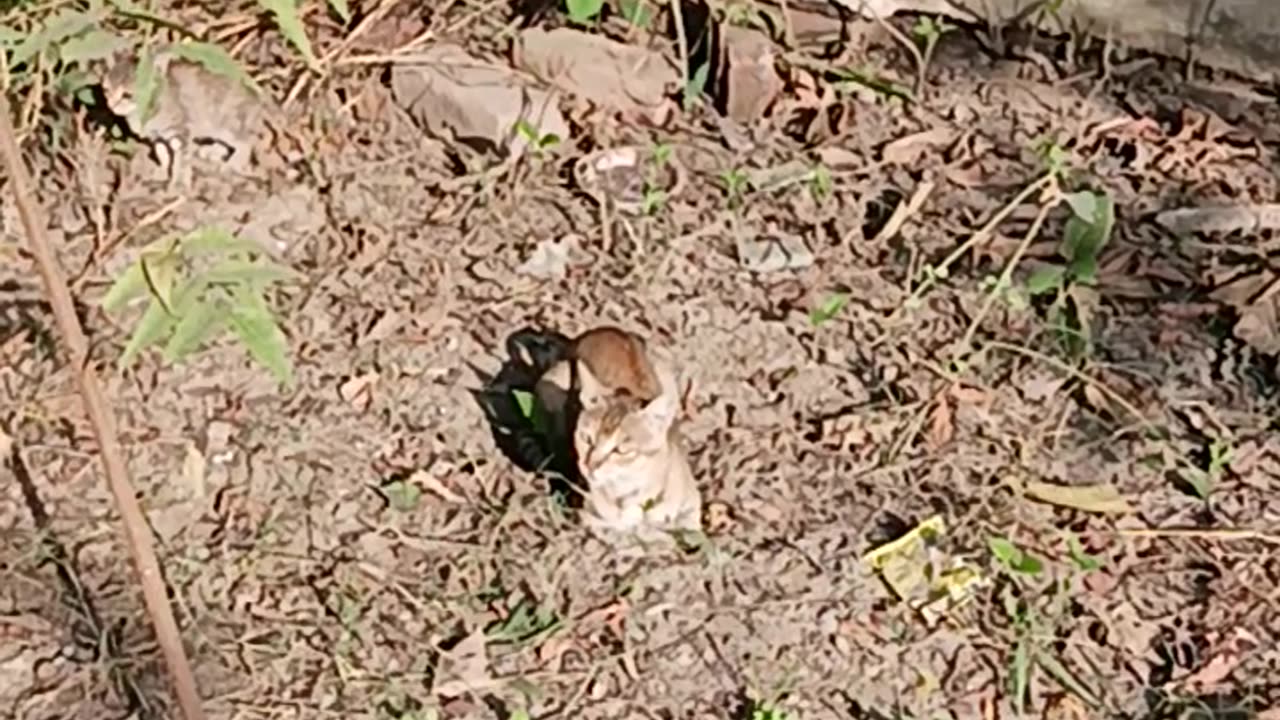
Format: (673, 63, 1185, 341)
(338, 372, 379, 411)
(1043, 692, 1090, 720)
(0, 423, 11, 458)
(925, 393, 954, 450)
(949, 384, 990, 407)
(881, 128, 956, 165)
(1024, 480, 1134, 514)
(1179, 627, 1260, 694)
(432, 628, 490, 698)
(703, 501, 736, 534)
(408, 468, 466, 503)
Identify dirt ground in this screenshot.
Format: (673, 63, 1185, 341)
(3, 3, 1280, 719)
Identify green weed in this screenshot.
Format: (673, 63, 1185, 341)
(1023, 189, 1115, 359)
(100, 226, 300, 388)
(719, 167, 749, 207)
(910, 15, 955, 88)
(564, 0, 605, 25)
(988, 534, 1105, 715)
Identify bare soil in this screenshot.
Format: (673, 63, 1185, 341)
(3, 4, 1280, 720)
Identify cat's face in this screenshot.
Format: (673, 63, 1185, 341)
(574, 390, 675, 487)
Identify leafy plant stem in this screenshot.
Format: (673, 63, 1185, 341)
(892, 173, 1054, 322)
(0, 92, 208, 720)
(957, 189, 1059, 356)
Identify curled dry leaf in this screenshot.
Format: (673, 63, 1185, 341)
(1024, 480, 1134, 514)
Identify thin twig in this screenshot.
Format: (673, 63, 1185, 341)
(0, 94, 207, 720)
(984, 340, 1154, 431)
(670, 0, 690, 97)
(958, 188, 1058, 353)
(890, 173, 1054, 322)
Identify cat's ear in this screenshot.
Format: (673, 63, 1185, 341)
(638, 357, 679, 432)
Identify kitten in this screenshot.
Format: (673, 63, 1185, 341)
(533, 326, 702, 543)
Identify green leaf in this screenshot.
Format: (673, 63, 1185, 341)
(1060, 191, 1114, 285)
(1010, 635, 1030, 717)
(168, 41, 260, 95)
(1064, 533, 1101, 572)
(565, 0, 605, 24)
(180, 226, 268, 256)
(12, 9, 102, 66)
(258, 0, 320, 71)
(162, 295, 227, 363)
(382, 480, 422, 512)
(101, 262, 149, 312)
(201, 258, 303, 288)
(683, 61, 709, 112)
(1062, 191, 1098, 221)
(512, 389, 536, 419)
(131, 46, 165, 130)
(809, 292, 850, 326)
(228, 286, 294, 388)
(617, 0, 653, 27)
(58, 29, 132, 65)
(119, 296, 177, 367)
(327, 0, 352, 23)
(988, 536, 1043, 575)
(140, 251, 179, 313)
(101, 239, 183, 312)
(1025, 265, 1065, 296)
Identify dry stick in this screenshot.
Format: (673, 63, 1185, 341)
(670, 0, 690, 95)
(0, 95, 207, 720)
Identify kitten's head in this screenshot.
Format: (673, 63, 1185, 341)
(574, 388, 677, 482)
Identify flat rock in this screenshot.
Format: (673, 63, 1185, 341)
(391, 44, 569, 157)
(516, 28, 678, 115)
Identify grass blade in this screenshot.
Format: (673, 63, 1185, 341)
(257, 0, 320, 71)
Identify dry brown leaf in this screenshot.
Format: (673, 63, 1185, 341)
(925, 394, 954, 450)
(338, 372, 379, 410)
(408, 468, 466, 503)
(1043, 692, 1090, 720)
(1025, 480, 1134, 514)
(0, 423, 12, 458)
(432, 628, 489, 697)
(881, 128, 956, 165)
(1180, 627, 1260, 694)
(703, 500, 737, 534)
(949, 384, 989, 407)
